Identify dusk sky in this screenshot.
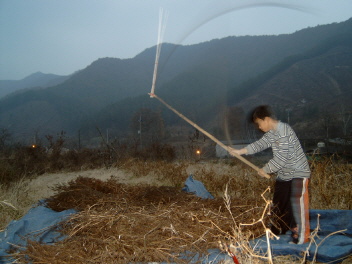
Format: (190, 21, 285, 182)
(1, 0, 351, 80)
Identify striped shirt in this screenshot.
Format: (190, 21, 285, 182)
(246, 121, 310, 181)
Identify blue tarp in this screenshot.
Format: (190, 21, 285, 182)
(1, 176, 351, 263)
(182, 174, 214, 199)
(0, 202, 76, 264)
(252, 210, 352, 264)
(182, 175, 352, 263)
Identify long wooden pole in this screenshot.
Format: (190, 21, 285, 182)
(149, 93, 270, 179)
(151, 8, 168, 95)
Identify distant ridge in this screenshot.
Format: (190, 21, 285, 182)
(0, 72, 69, 99)
(0, 18, 351, 145)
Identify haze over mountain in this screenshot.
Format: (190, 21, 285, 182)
(0, 72, 69, 99)
(0, 18, 351, 146)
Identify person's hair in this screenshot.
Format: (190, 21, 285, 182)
(250, 105, 275, 122)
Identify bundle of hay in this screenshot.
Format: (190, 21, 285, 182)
(15, 176, 267, 263)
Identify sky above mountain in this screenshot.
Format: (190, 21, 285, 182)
(1, 0, 351, 80)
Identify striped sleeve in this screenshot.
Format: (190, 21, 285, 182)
(246, 122, 309, 177)
(245, 134, 272, 155)
(263, 133, 291, 174)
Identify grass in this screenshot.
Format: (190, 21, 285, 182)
(0, 143, 351, 263)
(0, 178, 35, 232)
(309, 155, 352, 210)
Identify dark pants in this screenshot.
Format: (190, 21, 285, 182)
(270, 179, 296, 235)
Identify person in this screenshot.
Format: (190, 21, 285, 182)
(227, 105, 310, 244)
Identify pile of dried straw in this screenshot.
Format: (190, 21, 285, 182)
(15, 176, 267, 263)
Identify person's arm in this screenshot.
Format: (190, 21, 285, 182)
(227, 146, 271, 178)
(246, 135, 272, 155)
(263, 135, 291, 173)
(228, 133, 273, 157)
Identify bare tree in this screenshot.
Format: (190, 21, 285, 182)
(0, 128, 11, 151)
(130, 108, 165, 146)
(320, 113, 332, 139)
(338, 104, 352, 137)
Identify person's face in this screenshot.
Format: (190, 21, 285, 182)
(254, 117, 270, 132)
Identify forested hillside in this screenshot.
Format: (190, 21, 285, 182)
(0, 18, 351, 146)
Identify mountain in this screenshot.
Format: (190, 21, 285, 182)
(0, 18, 351, 145)
(234, 41, 352, 139)
(0, 72, 69, 99)
(89, 35, 352, 143)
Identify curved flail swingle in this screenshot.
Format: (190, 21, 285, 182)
(148, 8, 269, 179)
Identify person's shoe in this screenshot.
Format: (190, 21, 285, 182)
(288, 237, 299, 244)
(290, 227, 299, 244)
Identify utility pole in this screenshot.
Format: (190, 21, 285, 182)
(139, 114, 142, 147)
(286, 108, 292, 124)
(78, 130, 81, 150)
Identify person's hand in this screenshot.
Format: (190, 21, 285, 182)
(227, 147, 239, 156)
(227, 147, 246, 156)
(258, 168, 269, 178)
